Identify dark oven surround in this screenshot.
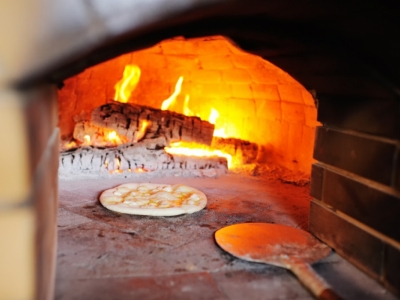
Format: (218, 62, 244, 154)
(1, 0, 399, 298)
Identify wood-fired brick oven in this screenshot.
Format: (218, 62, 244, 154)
(0, 1, 399, 299)
(57, 36, 317, 179)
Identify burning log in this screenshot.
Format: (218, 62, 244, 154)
(59, 136, 228, 178)
(211, 137, 258, 164)
(72, 101, 215, 148)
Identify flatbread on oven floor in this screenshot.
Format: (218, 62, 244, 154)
(99, 183, 207, 216)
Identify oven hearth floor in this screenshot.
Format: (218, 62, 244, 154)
(56, 174, 397, 300)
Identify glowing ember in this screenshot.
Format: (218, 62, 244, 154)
(83, 135, 91, 146)
(63, 140, 77, 150)
(161, 76, 184, 110)
(208, 108, 227, 138)
(107, 130, 124, 145)
(108, 156, 123, 173)
(165, 141, 232, 167)
(114, 64, 141, 103)
(136, 120, 150, 142)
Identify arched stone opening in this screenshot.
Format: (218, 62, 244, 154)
(58, 36, 318, 176)
(1, 1, 399, 299)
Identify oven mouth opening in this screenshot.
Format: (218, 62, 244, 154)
(2, 1, 399, 299)
(58, 35, 318, 183)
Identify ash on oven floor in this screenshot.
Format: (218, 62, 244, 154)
(56, 174, 397, 300)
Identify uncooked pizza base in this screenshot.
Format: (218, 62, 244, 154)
(99, 183, 207, 216)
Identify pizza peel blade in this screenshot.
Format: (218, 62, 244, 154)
(215, 223, 342, 300)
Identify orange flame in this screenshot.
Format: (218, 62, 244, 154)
(71, 67, 235, 170)
(208, 108, 227, 137)
(213, 128, 228, 138)
(114, 64, 141, 103)
(159, 75, 228, 138)
(158, 76, 232, 166)
(165, 141, 232, 167)
(106, 130, 125, 146)
(180, 95, 227, 138)
(135, 120, 150, 142)
(161, 76, 184, 111)
(183, 95, 193, 116)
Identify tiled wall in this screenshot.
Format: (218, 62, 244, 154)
(0, 84, 59, 299)
(309, 95, 400, 296)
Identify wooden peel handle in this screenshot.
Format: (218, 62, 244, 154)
(289, 261, 343, 300)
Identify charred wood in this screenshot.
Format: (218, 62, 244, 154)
(73, 101, 214, 147)
(59, 137, 227, 177)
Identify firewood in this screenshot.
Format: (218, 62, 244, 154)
(73, 101, 214, 147)
(59, 138, 228, 177)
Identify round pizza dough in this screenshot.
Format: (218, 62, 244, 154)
(99, 183, 207, 216)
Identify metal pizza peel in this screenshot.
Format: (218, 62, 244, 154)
(215, 223, 342, 300)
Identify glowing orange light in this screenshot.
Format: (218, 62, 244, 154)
(209, 108, 219, 124)
(183, 95, 193, 116)
(156, 75, 232, 165)
(213, 128, 228, 138)
(64, 140, 77, 150)
(114, 64, 141, 103)
(108, 131, 116, 140)
(136, 120, 150, 142)
(208, 108, 227, 138)
(106, 130, 124, 145)
(165, 141, 232, 167)
(110, 169, 123, 174)
(83, 135, 91, 146)
(161, 76, 184, 111)
(116, 67, 234, 168)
